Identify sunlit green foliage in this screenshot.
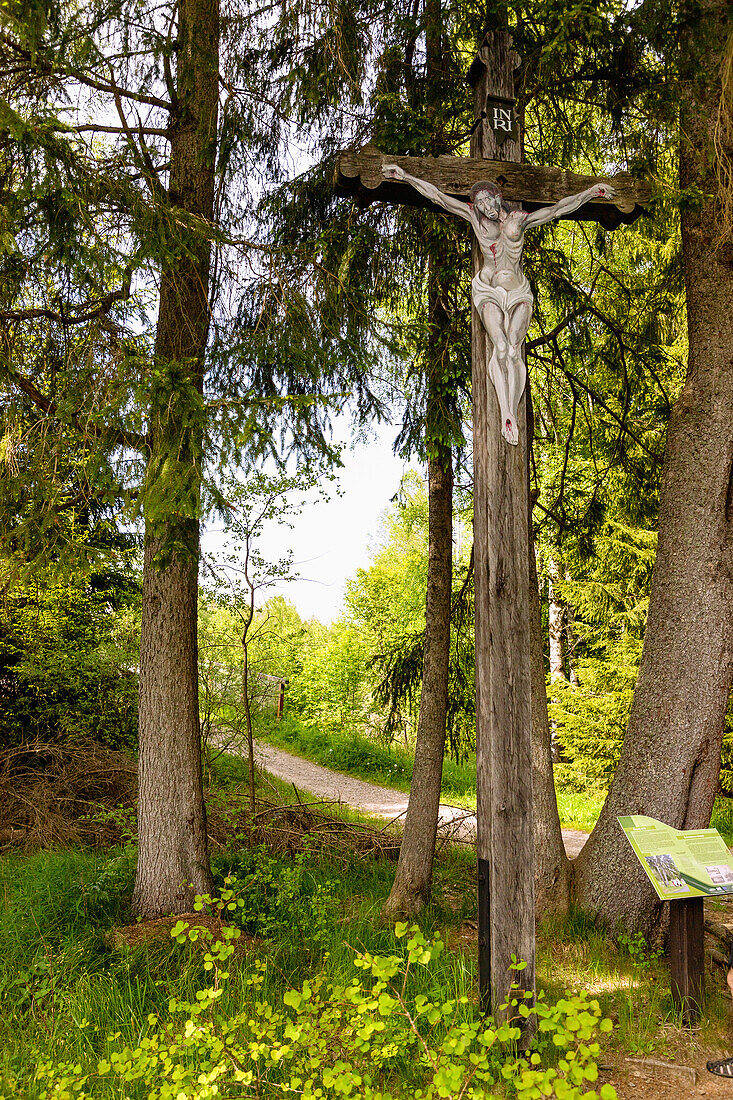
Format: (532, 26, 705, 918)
(283, 474, 474, 751)
(35, 902, 617, 1100)
(0, 554, 140, 751)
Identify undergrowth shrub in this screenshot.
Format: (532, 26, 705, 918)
(35, 895, 617, 1100)
(0, 573, 139, 754)
(716, 693, 733, 796)
(82, 848, 137, 923)
(209, 852, 339, 957)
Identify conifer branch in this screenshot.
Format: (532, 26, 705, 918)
(526, 308, 584, 351)
(72, 124, 171, 137)
(0, 279, 131, 326)
(4, 366, 147, 454)
(106, 67, 169, 200)
(0, 31, 172, 111)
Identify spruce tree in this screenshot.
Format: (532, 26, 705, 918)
(0, 0, 378, 914)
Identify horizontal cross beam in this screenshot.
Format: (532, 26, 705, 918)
(335, 144, 651, 229)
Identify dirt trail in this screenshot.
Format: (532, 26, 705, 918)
(255, 740, 588, 857)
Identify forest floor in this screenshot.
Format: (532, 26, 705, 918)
(253, 742, 733, 1099)
(5, 745, 733, 1100)
(606, 1058, 733, 1099)
(254, 738, 590, 857)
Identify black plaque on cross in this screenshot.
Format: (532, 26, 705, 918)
(482, 96, 519, 144)
(334, 29, 648, 1033)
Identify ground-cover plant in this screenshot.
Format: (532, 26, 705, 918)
(615, 931, 667, 1055)
(3, 745, 732, 1099)
(1, 836, 467, 1097)
(35, 903, 618, 1100)
(538, 908, 732, 1064)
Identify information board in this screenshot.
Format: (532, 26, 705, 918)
(618, 814, 733, 900)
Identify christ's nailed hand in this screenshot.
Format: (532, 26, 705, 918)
(593, 183, 616, 200)
(382, 164, 405, 180)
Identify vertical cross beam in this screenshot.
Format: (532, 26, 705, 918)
(470, 30, 536, 1031)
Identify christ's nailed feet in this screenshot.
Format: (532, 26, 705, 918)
(707, 1057, 733, 1077)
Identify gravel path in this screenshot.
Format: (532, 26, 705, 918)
(255, 740, 588, 857)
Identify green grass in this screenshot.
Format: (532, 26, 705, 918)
(257, 712, 477, 804)
(4, 828, 733, 1098)
(553, 780, 606, 833)
(712, 796, 733, 846)
(6, 741, 733, 1094)
(0, 833, 476, 1097)
(538, 908, 733, 1062)
(2, 744, 732, 1097)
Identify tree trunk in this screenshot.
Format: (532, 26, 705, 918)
(565, 572, 580, 686)
(530, 532, 570, 917)
(133, 0, 218, 916)
(546, 551, 566, 763)
(572, 0, 733, 933)
(547, 553, 566, 683)
(384, 0, 456, 919)
(135, 530, 212, 914)
(385, 450, 453, 916)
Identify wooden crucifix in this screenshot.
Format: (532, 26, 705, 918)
(335, 29, 648, 1029)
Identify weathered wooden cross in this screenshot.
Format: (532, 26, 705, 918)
(335, 29, 649, 1029)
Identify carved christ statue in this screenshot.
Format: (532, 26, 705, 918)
(382, 164, 615, 445)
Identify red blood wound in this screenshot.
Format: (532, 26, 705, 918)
(490, 243, 497, 260)
(506, 419, 512, 433)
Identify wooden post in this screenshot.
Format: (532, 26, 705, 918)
(470, 30, 536, 1031)
(333, 34, 647, 1026)
(277, 679, 286, 721)
(669, 896, 705, 1025)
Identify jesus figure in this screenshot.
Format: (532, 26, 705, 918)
(382, 164, 615, 445)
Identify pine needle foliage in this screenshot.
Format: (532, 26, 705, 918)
(0, 0, 384, 570)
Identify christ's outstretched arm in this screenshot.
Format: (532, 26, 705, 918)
(382, 164, 477, 227)
(523, 183, 616, 229)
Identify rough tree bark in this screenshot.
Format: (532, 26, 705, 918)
(572, 0, 733, 932)
(132, 0, 218, 916)
(384, 0, 455, 918)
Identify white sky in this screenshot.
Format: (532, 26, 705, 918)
(202, 418, 420, 625)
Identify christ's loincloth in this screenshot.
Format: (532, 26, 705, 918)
(472, 271, 534, 319)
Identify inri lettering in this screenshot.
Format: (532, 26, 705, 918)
(492, 107, 513, 132)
